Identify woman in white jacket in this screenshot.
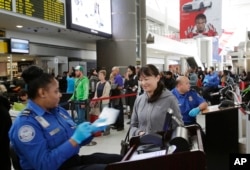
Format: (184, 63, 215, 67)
(93, 69, 111, 110)
(92, 69, 111, 135)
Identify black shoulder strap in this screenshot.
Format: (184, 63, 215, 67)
(74, 77, 84, 89)
(163, 112, 172, 131)
(124, 127, 131, 142)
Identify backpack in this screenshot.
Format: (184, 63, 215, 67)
(89, 76, 98, 93)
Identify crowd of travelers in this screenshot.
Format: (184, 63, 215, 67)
(0, 64, 249, 170)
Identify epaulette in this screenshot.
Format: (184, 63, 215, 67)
(21, 109, 31, 116)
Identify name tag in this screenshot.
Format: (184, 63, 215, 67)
(49, 128, 60, 136)
(59, 112, 69, 119)
(35, 116, 50, 128)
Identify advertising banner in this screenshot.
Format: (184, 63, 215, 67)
(213, 37, 220, 62)
(218, 30, 235, 55)
(180, 0, 222, 39)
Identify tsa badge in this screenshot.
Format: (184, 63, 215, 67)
(18, 125, 36, 142)
(189, 96, 193, 102)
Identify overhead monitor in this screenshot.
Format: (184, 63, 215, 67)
(10, 38, 29, 54)
(66, 0, 112, 38)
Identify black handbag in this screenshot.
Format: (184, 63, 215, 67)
(120, 128, 130, 156)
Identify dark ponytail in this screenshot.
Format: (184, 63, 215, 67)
(21, 66, 54, 99)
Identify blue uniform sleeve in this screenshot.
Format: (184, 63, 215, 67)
(9, 118, 79, 170)
(209, 74, 220, 87)
(192, 91, 205, 105)
(203, 75, 209, 84)
(203, 74, 219, 87)
(169, 95, 183, 127)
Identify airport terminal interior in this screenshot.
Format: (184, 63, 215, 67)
(1, 0, 250, 170)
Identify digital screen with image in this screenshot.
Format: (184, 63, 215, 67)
(67, 0, 112, 38)
(10, 38, 29, 54)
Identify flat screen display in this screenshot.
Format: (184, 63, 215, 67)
(66, 0, 112, 38)
(10, 38, 29, 54)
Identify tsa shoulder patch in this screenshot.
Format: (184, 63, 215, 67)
(18, 125, 36, 142)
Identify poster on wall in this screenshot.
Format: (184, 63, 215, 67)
(219, 30, 235, 56)
(180, 0, 222, 39)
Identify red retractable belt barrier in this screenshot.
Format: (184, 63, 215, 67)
(90, 93, 137, 102)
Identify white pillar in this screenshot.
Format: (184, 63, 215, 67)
(164, 56, 170, 71)
(181, 57, 187, 75)
(10, 54, 13, 80)
(207, 38, 213, 68)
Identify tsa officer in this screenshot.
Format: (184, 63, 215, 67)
(171, 76, 208, 125)
(9, 66, 122, 170)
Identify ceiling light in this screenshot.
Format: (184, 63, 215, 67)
(7, 56, 10, 58)
(21, 58, 26, 61)
(16, 25, 23, 28)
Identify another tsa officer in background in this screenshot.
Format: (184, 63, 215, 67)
(171, 76, 208, 126)
(171, 76, 207, 143)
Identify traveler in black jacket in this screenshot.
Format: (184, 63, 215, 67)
(0, 95, 12, 170)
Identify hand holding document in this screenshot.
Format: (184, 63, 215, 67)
(92, 107, 119, 127)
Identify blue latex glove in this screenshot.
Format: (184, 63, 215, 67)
(91, 118, 107, 133)
(203, 79, 208, 84)
(71, 122, 92, 144)
(188, 107, 200, 117)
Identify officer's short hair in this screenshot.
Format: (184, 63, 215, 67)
(210, 66, 214, 71)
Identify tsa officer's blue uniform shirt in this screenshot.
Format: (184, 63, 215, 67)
(203, 72, 220, 88)
(9, 100, 80, 170)
(171, 88, 205, 125)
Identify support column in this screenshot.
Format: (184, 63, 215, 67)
(181, 57, 187, 74)
(140, 0, 147, 66)
(207, 38, 213, 68)
(97, 0, 137, 74)
(165, 56, 170, 71)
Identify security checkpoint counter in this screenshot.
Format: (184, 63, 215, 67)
(202, 104, 239, 170)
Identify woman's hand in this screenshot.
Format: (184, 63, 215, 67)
(139, 131, 145, 136)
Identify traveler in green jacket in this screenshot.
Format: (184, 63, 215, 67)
(69, 66, 89, 124)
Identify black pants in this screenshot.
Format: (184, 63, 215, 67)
(113, 101, 124, 129)
(126, 95, 136, 115)
(60, 153, 123, 170)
